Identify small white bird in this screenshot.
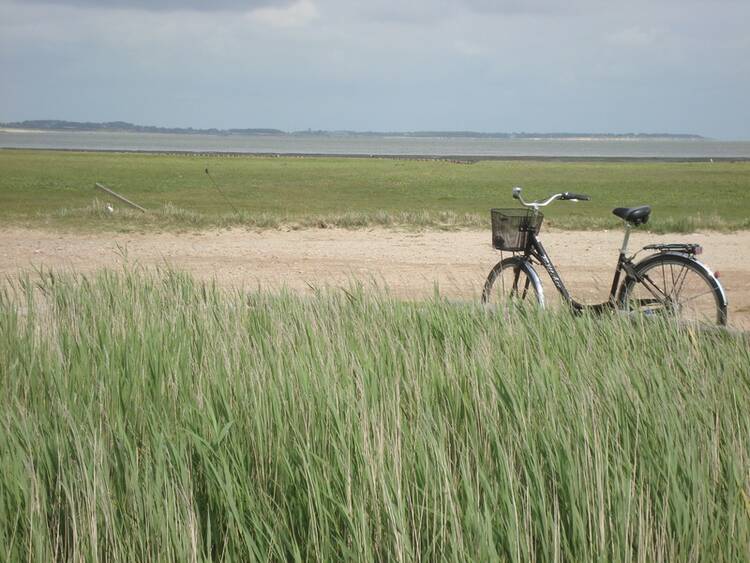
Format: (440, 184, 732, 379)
(105, 203, 114, 214)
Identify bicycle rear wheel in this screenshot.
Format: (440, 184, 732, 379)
(619, 253, 727, 326)
(482, 257, 544, 307)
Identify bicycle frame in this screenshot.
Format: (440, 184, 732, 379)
(521, 225, 646, 313)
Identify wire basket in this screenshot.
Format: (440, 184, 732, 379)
(491, 208, 543, 251)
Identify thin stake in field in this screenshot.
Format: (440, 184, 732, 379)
(94, 182, 147, 213)
(205, 167, 239, 215)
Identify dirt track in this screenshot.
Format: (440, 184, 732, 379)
(2, 227, 749, 328)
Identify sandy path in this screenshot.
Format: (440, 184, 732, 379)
(2, 227, 749, 328)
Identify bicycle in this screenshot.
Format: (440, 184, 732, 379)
(481, 187, 728, 326)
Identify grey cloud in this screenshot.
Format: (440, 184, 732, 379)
(11, 0, 293, 12)
(339, 0, 591, 26)
(463, 0, 581, 14)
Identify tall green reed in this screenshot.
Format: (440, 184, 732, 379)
(1, 269, 748, 561)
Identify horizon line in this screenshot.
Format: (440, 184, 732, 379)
(0, 119, 713, 140)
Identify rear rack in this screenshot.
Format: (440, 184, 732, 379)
(643, 243, 702, 255)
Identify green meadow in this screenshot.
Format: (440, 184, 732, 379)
(2, 149, 749, 231)
(1, 269, 749, 561)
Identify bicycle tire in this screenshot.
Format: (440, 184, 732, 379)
(481, 257, 545, 307)
(618, 253, 727, 326)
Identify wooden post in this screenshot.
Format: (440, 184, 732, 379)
(94, 182, 147, 213)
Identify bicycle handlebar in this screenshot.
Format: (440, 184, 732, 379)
(560, 192, 591, 201)
(512, 186, 591, 209)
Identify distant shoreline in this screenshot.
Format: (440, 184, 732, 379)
(0, 128, 46, 134)
(0, 121, 708, 141)
(0, 128, 705, 142)
(2, 146, 748, 163)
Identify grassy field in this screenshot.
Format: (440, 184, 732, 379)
(2, 149, 749, 232)
(1, 269, 749, 560)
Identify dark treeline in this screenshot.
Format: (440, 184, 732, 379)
(1, 120, 705, 140)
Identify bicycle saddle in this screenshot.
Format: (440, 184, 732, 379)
(612, 205, 651, 225)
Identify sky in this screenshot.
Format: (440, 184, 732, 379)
(1, 0, 749, 138)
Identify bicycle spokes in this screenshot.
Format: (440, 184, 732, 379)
(625, 257, 723, 325)
(483, 259, 542, 308)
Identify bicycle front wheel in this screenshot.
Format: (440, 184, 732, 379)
(482, 257, 545, 308)
(619, 253, 727, 326)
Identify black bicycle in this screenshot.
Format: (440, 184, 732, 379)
(482, 187, 728, 326)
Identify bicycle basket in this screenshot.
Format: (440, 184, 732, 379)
(491, 208, 543, 251)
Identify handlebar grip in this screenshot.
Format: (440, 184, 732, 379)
(560, 192, 591, 201)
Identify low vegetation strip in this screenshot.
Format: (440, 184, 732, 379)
(1, 149, 749, 232)
(1, 270, 749, 560)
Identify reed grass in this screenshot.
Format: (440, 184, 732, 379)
(44, 199, 482, 231)
(1, 269, 749, 561)
(41, 199, 750, 234)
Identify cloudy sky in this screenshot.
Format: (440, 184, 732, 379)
(1, 0, 748, 138)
